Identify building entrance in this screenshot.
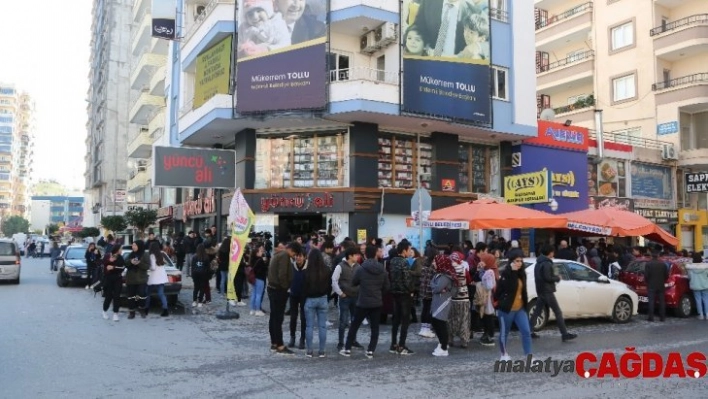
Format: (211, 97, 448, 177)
(277, 214, 325, 243)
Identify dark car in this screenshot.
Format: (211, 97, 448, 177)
(56, 246, 90, 287)
(618, 257, 694, 317)
(120, 248, 182, 306)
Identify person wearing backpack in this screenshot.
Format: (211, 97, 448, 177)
(191, 244, 210, 307)
(429, 255, 457, 357)
(388, 241, 416, 355)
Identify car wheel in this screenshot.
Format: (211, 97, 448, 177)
(56, 272, 69, 287)
(612, 296, 632, 323)
(527, 299, 547, 331)
(675, 294, 693, 318)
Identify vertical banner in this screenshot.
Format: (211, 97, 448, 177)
(194, 36, 233, 109)
(236, 0, 327, 113)
(401, 0, 491, 124)
(227, 188, 255, 301)
(151, 0, 176, 40)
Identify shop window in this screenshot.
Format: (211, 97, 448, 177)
(255, 132, 347, 189)
(458, 144, 496, 193)
(377, 135, 431, 189)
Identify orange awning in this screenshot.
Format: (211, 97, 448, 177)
(427, 199, 567, 229)
(561, 208, 678, 246)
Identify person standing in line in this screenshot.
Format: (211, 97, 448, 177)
(126, 240, 150, 319)
(687, 262, 708, 320)
(429, 255, 457, 357)
(495, 254, 534, 361)
(217, 236, 231, 298)
(174, 232, 186, 271)
(477, 252, 498, 346)
(331, 247, 363, 351)
(268, 242, 303, 355)
(85, 243, 101, 289)
(288, 252, 308, 350)
(249, 243, 268, 316)
(388, 241, 416, 355)
(184, 231, 198, 278)
(341, 245, 390, 359)
(191, 244, 210, 307)
(645, 251, 669, 322)
(529, 245, 577, 341)
(303, 248, 332, 358)
(555, 240, 575, 261)
(447, 252, 472, 348)
(417, 248, 437, 338)
(145, 242, 170, 317)
(102, 245, 126, 321)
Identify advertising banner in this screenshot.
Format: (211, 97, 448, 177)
(401, 0, 491, 124)
(588, 196, 633, 211)
(194, 35, 232, 109)
(685, 172, 708, 193)
(525, 121, 589, 152)
(226, 188, 255, 302)
(630, 163, 673, 209)
(504, 170, 551, 205)
(153, 146, 235, 188)
(236, 0, 327, 113)
(590, 159, 627, 198)
(151, 0, 176, 40)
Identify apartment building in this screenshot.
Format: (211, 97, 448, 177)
(84, 0, 134, 227)
(30, 196, 85, 231)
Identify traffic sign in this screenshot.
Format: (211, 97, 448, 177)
(411, 188, 431, 221)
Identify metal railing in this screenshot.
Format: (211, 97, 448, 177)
(490, 8, 509, 23)
(537, 50, 593, 73)
(536, 2, 592, 30)
(553, 96, 595, 114)
(329, 67, 399, 85)
(650, 13, 708, 36)
(588, 127, 668, 150)
(652, 73, 708, 91)
(182, 0, 235, 46)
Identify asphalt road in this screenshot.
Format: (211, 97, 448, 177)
(1, 257, 707, 399)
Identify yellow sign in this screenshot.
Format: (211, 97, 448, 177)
(551, 171, 579, 198)
(357, 229, 367, 244)
(504, 169, 551, 204)
(194, 35, 232, 109)
(226, 188, 255, 302)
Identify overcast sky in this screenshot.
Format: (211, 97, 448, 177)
(0, 0, 92, 191)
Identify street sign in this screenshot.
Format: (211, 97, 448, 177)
(411, 188, 431, 221)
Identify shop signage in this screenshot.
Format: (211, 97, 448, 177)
(406, 218, 470, 230)
(504, 170, 551, 204)
(259, 192, 335, 213)
(157, 206, 173, 219)
(679, 209, 707, 225)
(630, 163, 673, 210)
(685, 172, 708, 193)
(567, 222, 612, 236)
(657, 121, 678, 136)
(441, 179, 456, 192)
(589, 196, 634, 211)
(524, 121, 589, 152)
(154, 146, 235, 189)
(184, 193, 216, 218)
(634, 208, 678, 224)
(126, 203, 158, 211)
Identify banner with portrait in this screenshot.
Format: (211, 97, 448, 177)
(236, 0, 327, 113)
(401, 0, 491, 124)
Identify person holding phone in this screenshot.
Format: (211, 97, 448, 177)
(102, 245, 126, 321)
(85, 243, 102, 289)
(126, 240, 150, 319)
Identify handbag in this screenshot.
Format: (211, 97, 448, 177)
(246, 266, 256, 285)
(209, 258, 219, 272)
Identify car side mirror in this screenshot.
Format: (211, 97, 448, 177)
(598, 275, 610, 283)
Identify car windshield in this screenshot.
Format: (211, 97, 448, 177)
(64, 248, 86, 260)
(0, 242, 17, 256)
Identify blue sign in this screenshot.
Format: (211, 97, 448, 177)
(630, 163, 672, 209)
(657, 121, 678, 135)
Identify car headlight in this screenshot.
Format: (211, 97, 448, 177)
(65, 266, 77, 273)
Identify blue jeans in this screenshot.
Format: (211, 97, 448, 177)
(219, 271, 228, 294)
(338, 296, 356, 345)
(145, 284, 168, 309)
(694, 289, 708, 317)
(250, 279, 265, 311)
(498, 308, 532, 356)
(305, 296, 328, 352)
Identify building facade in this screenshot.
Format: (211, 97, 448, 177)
(84, 0, 134, 227)
(157, 0, 537, 244)
(0, 83, 35, 220)
(30, 196, 85, 230)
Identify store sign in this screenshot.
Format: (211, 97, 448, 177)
(524, 121, 589, 152)
(441, 179, 456, 192)
(679, 209, 707, 225)
(657, 121, 678, 136)
(504, 170, 551, 205)
(589, 196, 634, 211)
(635, 208, 678, 224)
(184, 193, 216, 218)
(157, 206, 173, 219)
(154, 146, 235, 189)
(114, 190, 126, 203)
(567, 222, 612, 236)
(685, 172, 708, 193)
(406, 218, 470, 230)
(631, 163, 673, 210)
(259, 192, 335, 213)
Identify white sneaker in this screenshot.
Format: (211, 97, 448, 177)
(102, 311, 109, 320)
(249, 310, 255, 315)
(254, 311, 266, 316)
(112, 313, 119, 322)
(197, 303, 203, 308)
(432, 346, 449, 357)
(85, 285, 90, 290)
(420, 330, 436, 339)
(500, 354, 511, 362)
(228, 300, 237, 307)
(326, 321, 333, 327)
(192, 301, 197, 308)
(236, 301, 247, 307)
(698, 315, 706, 320)
(362, 319, 369, 326)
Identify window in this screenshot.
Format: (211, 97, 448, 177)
(612, 74, 636, 102)
(492, 66, 508, 100)
(490, 0, 508, 22)
(328, 52, 350, 82)
(564, 261, 602, 282)
(376, 55, 386, 82)
(458, 144, 497, 193)
(611, 22, 634, 50)
(377, 136, 431, 189)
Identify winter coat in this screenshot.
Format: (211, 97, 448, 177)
(126, 253, 150, 285)
(645, 259, 669, 291)
(147, 254, 169, 285)
(352, 258, 390, 308)
(495, 265, 529, 313)
(389, 256, 415, 294)
(267, 250, 294, 291)
(430, 273, 455, 321)
(533, 255, 559, 294)
(687, 264, 708, 291)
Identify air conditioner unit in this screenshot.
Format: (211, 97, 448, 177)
(661, 143, 678, 160)
(359, 31, 377, 54)
(376, 22, 398, 47)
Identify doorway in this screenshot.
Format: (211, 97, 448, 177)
(277, 214, 325, 243)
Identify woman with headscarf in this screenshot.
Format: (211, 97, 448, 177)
(447, 252, 472, 348)
(429, 255, 457, 357)
(477, 252, 499, 346)
(494, 253, 533, 362)
(126, 240, 150, 319)
(588, 248, 602, 272)
(576, 246, 589, 266)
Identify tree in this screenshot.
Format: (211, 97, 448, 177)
(47, 224, 60, 235)
(124, 208, 158, 239)
(2, 216, 30, 237)
(77, 227, 101, 239)
(101, 215, 127, 233)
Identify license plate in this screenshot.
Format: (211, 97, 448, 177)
(81, 274, 87, 278)
(638, 296, 648, 303)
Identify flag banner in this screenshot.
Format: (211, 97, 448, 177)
(227, 188, 255, 301)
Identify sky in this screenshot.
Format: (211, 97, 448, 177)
(0, 0, 92, 191)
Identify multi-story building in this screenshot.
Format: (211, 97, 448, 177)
(0, 83, 34, 220)
(161, 0, 538, 243)
(84, 0, 133, 227)
(30, 196, 85, 230)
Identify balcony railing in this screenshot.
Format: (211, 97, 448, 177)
(536, 2, 592, 30)
(588, 127, 668, 150)
(490, 8, 509, 22)
(537, 50, 593, 73)
(329, 67, 399, 85)
(553, 95, 595, 114)
(650, 14, 708, 36)
(652, 73, 708, 91)
(182, 0, 235, 46)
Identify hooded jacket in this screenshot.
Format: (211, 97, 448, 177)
(495, 264, 529, 313)
(533, 254, 559, 294)
(126, 240, 150, 285)
(352, 258, 390, 308)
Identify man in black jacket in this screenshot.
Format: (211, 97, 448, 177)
(555, 240, 575, 261)
(529, 245, 577, 342)
(267, 242, 303, 355)
(645, 251, 668, 322)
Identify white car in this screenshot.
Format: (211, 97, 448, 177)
(506, 258, 639, 331)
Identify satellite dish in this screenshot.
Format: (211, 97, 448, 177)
(539, 108, 556, 121)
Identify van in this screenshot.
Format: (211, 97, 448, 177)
(0, 239, 21, 284)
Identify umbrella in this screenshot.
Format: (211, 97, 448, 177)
(561, 208, 678, 246)
(427, 198, 568, 229)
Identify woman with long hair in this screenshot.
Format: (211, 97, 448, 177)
(494, 253, 533, 361)
(126, 240, 150, 319)
(145, 241, 169, 317)
(191, 244, 210, 307)
(102, 245, 125, 321)
(249, 243, 267, 316)
(303, 248, 332, 358)
(85, 243, 101, 289)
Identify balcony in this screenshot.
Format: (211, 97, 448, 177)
(589, 127, 668, 151)
(537, 50, 594, 92)
(130, 53, 167, 90)
(129, 91, 165, 124)
(651, 15, 708, 61)
(148, 108, 165, 135)
(127, 169, 149, 192)
(535, 2, 593, 51)
(653, 73, 708, 106)
(127, 129, 152, 159)
(329, 67, 399, 104)
(131, 11, 151, 55)
(679, 148, 708, 168)
(330, 0, 398, 33)
(182, 0, 234, 49)
(149, 65, 166, 96)
(132, 0, 149, 23)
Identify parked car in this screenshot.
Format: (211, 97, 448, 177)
(120, 247, 182, 306)
(618, 257, 694, 317)
(56, 246, 89, 287)
(0, 239, 21, 284)
(500, 258, 639, 331)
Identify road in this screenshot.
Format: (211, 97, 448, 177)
(1, 257, 706, 399)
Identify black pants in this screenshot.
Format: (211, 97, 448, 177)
(215, 270, 222, 292)
(530, 291, 568, 335)
(392, 294, 412, 347)
(289, 296, 306, 339)
(102, 276, 122, 313)
(268, 288, 289, 347)
(469, 285, 482, 331)
(346, 307, 381, 352)
(234, 271, 246, 302)
(647, 288, 666, 321)
(87, 265, 97, 285)
(125, 283, 147, 311)
(421, 298, 432, 324)
(176, 253, 185, 271)
(431, 318, 449, 350)
(482, 313, 495, 338)
(192, 274, 207, 302)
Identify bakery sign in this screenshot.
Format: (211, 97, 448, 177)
(635, 208, 678, 224)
